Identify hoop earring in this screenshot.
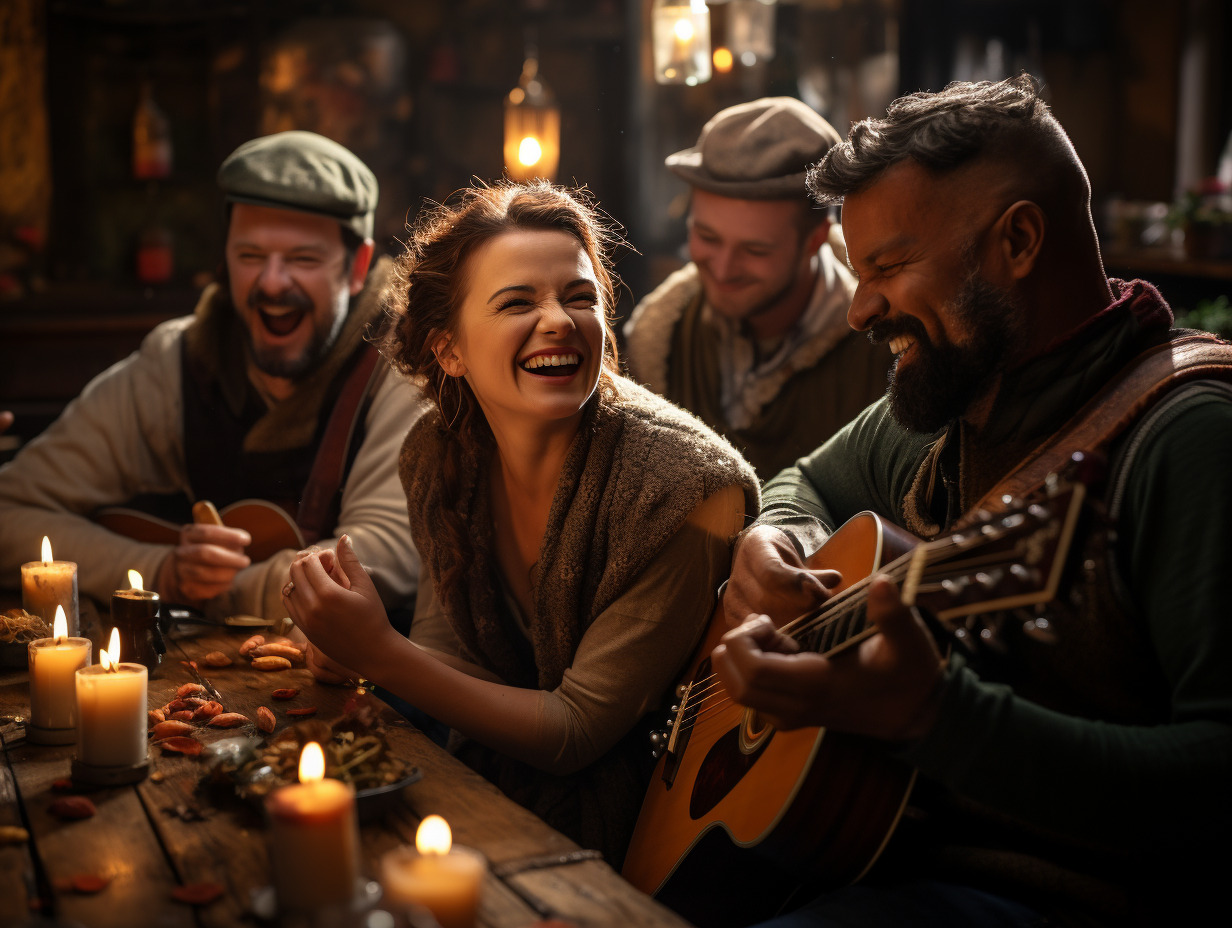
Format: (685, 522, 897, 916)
(436, 375, 463, 430)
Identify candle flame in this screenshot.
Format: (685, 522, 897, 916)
(128, 569, 144, 591)
(100, 626, 121, 671)
(53, 606, 67, 642)
(299, 742, 325, 783)
(41, 536, 53, 563)
(416, 814, 453, 855)
(674, 18, 695, 42)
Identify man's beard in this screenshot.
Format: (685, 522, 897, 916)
(246, 288, 346, 380)
(873, 272, 1024, 433)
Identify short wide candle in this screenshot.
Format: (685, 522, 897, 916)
(28, 607, 92, 739)
(75, 634, 148, 768)
(266, 743, 361, 914)
(381, 816, 485, 928)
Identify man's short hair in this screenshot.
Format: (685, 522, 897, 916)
(808, 74, 1073, 206)
(667, 97, 842, 202)
(217, 131, 378, 240)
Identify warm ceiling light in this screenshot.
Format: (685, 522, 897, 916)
(652, 0, 712, 86)
(504, 57, 560, 182)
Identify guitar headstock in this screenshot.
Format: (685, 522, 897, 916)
(900, 477, 1087, 649)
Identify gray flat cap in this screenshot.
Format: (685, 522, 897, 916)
(666, 97, 841, 200)
(217, 131, 378, 239)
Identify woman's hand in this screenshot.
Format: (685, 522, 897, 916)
(280, 534, 397, 677)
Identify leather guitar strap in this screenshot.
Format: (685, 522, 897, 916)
(296, 342, 385, 545)
(958, 333, 1232, 527)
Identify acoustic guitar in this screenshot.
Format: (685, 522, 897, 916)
(622, 479, 1087, 925)
(94, 498, 305, 563)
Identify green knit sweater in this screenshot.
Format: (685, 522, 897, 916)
(760, 281, 1232, 925)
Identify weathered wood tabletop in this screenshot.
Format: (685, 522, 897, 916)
(0, 617, 693, 928)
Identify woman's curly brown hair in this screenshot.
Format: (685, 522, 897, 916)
(382, 180, 624, 594)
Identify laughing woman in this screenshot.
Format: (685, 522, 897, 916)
(283, 181, 759, 864)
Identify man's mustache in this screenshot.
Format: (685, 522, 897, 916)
(867, 315, 929, 348)
(248, 287, 313, 312)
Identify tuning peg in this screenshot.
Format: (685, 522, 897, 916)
(649, 730, 668, 758)
(669, 704, 681, 716)
(999, 493, 1023, 510)
(975, 569, 1004, 590)
(950, 625, 978, 656)
(675, 683, 688, 698)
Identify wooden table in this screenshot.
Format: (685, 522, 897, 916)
(0, 620, 693, 928)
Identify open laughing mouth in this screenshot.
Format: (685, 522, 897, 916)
(888, 334, 915, 357)
(257, 306, 308, 338)
(520, 352, 581, 377)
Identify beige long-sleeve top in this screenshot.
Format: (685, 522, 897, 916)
(409, 483, 745, 776)
(0, 315, 424, 619)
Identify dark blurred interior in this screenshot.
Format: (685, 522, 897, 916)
(1, 0, 1230, 461)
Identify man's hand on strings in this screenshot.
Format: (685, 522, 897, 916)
(712, 575, 947, 741)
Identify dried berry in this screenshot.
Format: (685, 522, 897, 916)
(71, 873, 112, 894)
(285, 707, 318, 717)
(251, 655, 292, 672)
(171, 882, 225, 905)
(48, 797, 96, 820)
(158, 737, 203, 756)
(271, 688, 299, 700)
(207, 713, 250, 728)
(256, 706, 276, 733)
(200, 651, 232, 668)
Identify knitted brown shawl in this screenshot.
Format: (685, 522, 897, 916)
(399, 376, 759, 862)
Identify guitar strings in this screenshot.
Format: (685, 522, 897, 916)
(670, 530, 1006, 733)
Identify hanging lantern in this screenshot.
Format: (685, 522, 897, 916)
(728, 0, 776, 66)
(652, 0, 712, 86)
(504, 58, 560, 182)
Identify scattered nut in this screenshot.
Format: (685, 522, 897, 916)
(200, 651, 232, 668)
(251, 655, 292, 672)
(70, 873, 112, 894)
(51, 778, 75, 793)
(0, 825, 29, 845)
(48, 797, 97, 820)
(151, 720, 195, 740)
(169, 710, 195, 722)
(271, 688, 299, 700)
(148, 709, 166, 727)
(158, 737, 203, 756)
(250, 643, 303, 662)
(285, 707, 318, 717)
(207, 713, 250, 728)
(256, 707, 276, 733)
(192, 700, 224, 721)
(165, 698, 193, 713)
(176, 683, 208, 699)
(239, 634, 266, 657)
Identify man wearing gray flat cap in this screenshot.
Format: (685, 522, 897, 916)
(625, 98, 887, 479)
(0, 131, 423, 629)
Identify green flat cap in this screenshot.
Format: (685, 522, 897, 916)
(666, 97, 841, 200)
(217, 130, 378, 239)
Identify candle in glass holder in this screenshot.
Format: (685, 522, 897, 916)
(266, 742, 361, 914)
(380, 815, 485, 928)
(21, 536, 79, 637)
(74, 627, 148, 768)
(111, 569, 163, 673)
(27, 606, 92, 744)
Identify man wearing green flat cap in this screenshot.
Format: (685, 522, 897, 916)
(0, 131, 423, 625)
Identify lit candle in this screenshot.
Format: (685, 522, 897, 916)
(27, 606, 92, 744)
(110, 569, 163, 672)
(380, 815, 485, 928)
(266, 742, 361, 913)
(21, 536, 79, 637)
(74, 627, 148, 767)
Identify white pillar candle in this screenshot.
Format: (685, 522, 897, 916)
(380, 815, 485, 928)
(28, 606, 92, 733)
(22, 537, 79, 637)
(74, 628, 148, 767)
(265, 742, 361, 914)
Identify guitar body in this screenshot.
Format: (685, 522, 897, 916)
(95, 499, 305, 563)
(623, 513, 919, 924)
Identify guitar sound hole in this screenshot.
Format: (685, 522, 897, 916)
(740, 709, 773, 753)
